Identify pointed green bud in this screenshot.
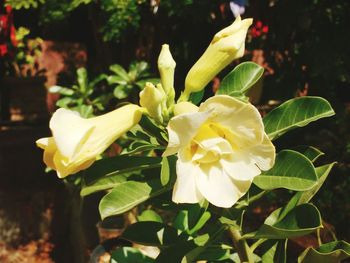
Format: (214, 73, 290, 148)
(158, 44, 176, 107)
(183, 16, 253, 99)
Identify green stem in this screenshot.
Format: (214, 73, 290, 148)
(228, 227, 254, 263)
(317, 228, 322, 246)
(251, 238, 266, 252)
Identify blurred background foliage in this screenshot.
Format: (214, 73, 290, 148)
(2, 0, 350, 257)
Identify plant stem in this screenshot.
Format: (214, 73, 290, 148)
(228, 227, 254, 263)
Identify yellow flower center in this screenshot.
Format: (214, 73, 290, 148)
(189, 123, 236, 165)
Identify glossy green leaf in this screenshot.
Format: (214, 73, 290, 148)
(81, 173, 129, 196)
(263, 96, 335, 140)
(296, 162, 336, 205)
(189, 89, 205, 105)
(197, 247, 231, 261)
(160, 156, 177, 186)
(114, 85, 129, 99)
(99, 179, 169, 219)
(216, 62, 264, 97)
(245, 204, 322, 239)
(122, 221, 183, 247)
(253, 150, 317, 191)
(107, 75, 128, 85)
(260, 239, 287, 263)
(172, 202, 210, 235)
(82, 155, 162, 186)
(138, 210, 163, 223)
(111, 247, 155, 263)
(109, 64, 130, 81)
(298, 241, 350, 263)
(294, 145, 325, 162)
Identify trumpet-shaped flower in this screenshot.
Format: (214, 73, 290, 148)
(164, 95, 275, 208)
(183, 16, 253, 99)
(36, 104, 142, 178)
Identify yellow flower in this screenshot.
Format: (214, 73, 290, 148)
(164, 95, 275, 208)
(182, 16, 253, 99)
(36, 104, 142, 178)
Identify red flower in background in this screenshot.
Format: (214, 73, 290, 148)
(0, 4, 17, 57)
(250, 20, 269, 39)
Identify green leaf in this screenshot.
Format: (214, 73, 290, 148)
(263, 96, 335, 140)
(122, 221, 183, 247)
(296, 162, 336, 205)
(110, 64, 130, 81)
(111, 247, 155, 263)
(298, 241, 350, 263)
(260, 239, 287, 263)
(294, 145, 325, 162)
(114, 85, 130, 99)
(138, 210, 163, 223)
(189, 89, 205, 105)
(77, 67, 88, 93)
(49, 85, 75, 96)
(253, 150, 318, 191)
(172, 202, 210, 235)
(81, 155, 162, 186)
(197, 247, 231, 261)
(77, 104, 93, 118)
(89, 73, 107, 88)
(216, 62, 264, 97)
(160, 156, 177, 186)
(124, 143, 164, 155)
(81, 173, 130, 196)
(99, 179, 168, 219)
(107, 75, 128, 85)
(244, 204, 322, 239)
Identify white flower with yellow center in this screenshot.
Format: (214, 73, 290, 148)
(164, 95, 275, 208)
(36, 104, 142, 178)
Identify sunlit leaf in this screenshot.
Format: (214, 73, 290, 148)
(244, 204, 322, 239)
(298, 241, 350, 263)
(99, 179, 168, 219)
(122, 221, 183, 247)
(111, 247, 155, 263)
(138, 210, 163, 223)
(253, 150, 317, 191)
(216, 62, 264, 98)
(294, 145, 325, 163)
(263, 96, 335, 140)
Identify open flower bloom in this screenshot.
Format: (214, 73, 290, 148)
(183, 16, 253, 97)
(163, 95, 275, 208)
(36, 104, 142, 178)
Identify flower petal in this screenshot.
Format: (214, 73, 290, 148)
(78, 104, 142, 162)
(163, 110, 211, 156)
(36, 137, 57, 170)
(196, 163, 249, 207)
(199, 95, 264, 148)
(248, 133, 276, 171)
(50, 108, 95, 160)
(221, 154, 261, 181)
(172, 153, 203, 203)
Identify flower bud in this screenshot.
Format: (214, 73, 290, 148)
(139, 82, 165, 123)
(158, 44, 176, 107)
(184, 16, 253, 97)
